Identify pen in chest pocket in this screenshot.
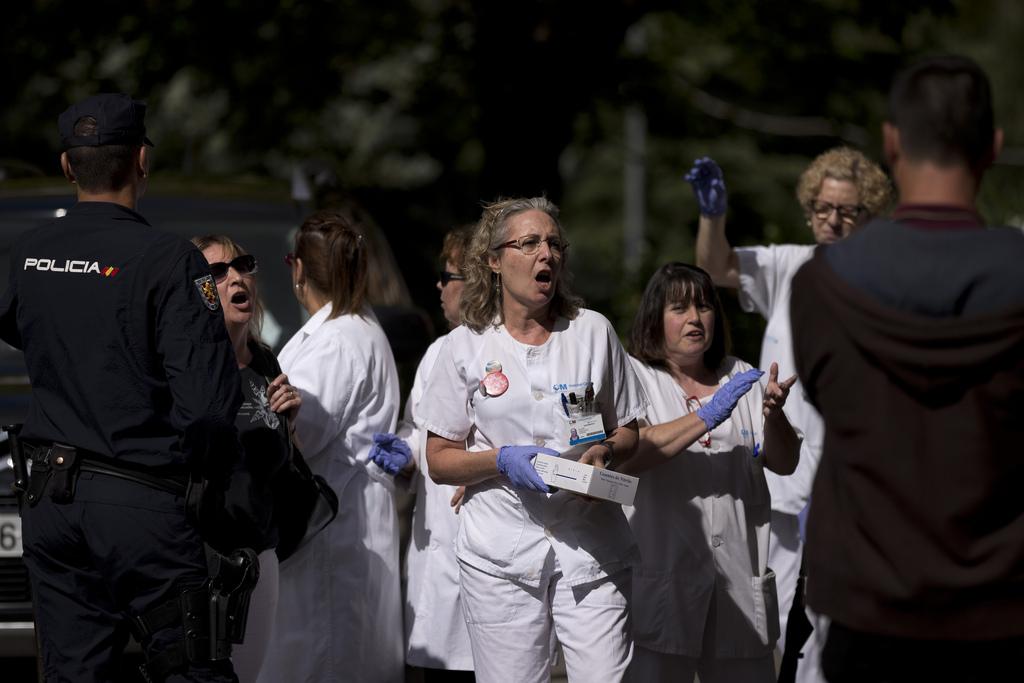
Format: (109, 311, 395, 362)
(583, 382, 594, 413)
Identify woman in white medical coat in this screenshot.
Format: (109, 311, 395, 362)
(619, 262, 801, 683)
(402, 227, 476, 679)
(418, 197, 647, 683)
(256, 210, 404, 683)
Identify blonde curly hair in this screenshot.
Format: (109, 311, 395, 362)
(796, 147, 894, 219)
(460, 197, 584, 333)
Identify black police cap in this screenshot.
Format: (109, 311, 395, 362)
(58, 93, 155, 151)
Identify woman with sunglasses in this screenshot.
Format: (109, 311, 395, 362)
(418, 197, 648, 682)
(619, 262, 800, 683)
(257, 210, 404, 683)
(191, 235, 302, 683)
(402, 226, 477, 680)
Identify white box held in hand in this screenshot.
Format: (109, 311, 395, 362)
(532, 453, 639, 506)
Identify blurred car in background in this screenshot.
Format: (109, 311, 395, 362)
(0, 181, 432, 659)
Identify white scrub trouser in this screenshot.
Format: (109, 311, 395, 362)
(232, 548, 280, 683)
(630, 646, 775, 683)
(768, 511, 827, 683)
(459, 560, 632, 683)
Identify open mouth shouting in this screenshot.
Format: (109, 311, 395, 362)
(228, 288, 252, 310)
(535, 269, 554, 292)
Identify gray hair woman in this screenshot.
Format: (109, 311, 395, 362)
(418, 197, 645, 681)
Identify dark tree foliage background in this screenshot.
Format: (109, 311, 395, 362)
(3, 0, 1022, 358)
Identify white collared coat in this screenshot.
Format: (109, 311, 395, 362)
(417, 309, 647, 587)
(625, 356, 784, 658)
(402, 335, 474, 671)
(256, 303, 404, 683)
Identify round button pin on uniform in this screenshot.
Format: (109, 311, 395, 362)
(479, 360, 509, 397)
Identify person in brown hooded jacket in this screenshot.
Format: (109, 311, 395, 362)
(790, 55, 1024, 682)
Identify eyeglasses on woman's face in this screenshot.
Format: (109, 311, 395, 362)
(807, 200, 864, 224)
(439, 270, 465, 287)
(208, 254, 257, 282)
(496, 234, 569, 256)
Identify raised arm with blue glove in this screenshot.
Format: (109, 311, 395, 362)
(695, 368, 763, 431)
(497, 445, 559, 493)
(684, 156, 728, 217)
(370, 432, 413, 475)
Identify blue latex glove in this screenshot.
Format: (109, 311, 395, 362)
(696, 369, 764, 431)
(684, 156, 728, 216)
(798, 500, 810, 543)
(497, 445, 559, 493)
(369, 432, 413, 475)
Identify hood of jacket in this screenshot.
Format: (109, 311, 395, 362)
(796, 248, 1024, 406)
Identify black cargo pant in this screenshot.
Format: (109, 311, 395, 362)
(21, 470, 237, 683)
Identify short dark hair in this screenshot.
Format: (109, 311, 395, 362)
(65, 116, 137, 192)
(888, 55, 995, 169)
(629, 262, 729, 373)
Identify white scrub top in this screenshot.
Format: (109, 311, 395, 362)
(625, 356, 783, 658)
(257, 302, 405, 683)
(736, 245, 823, 515)
(402, 335, 474, 671)
(418, 308, 647, 588)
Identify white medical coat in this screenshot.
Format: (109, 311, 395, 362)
(625, 356, 782, 658)
(256, 303, 404, 683)
(736, 245, 823, 515)
(417, 309, 647, 588)
(401, 336, 474, 670)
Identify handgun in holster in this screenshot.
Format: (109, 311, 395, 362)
(202, 547, 260, 660)
(133, 546, 259, 681)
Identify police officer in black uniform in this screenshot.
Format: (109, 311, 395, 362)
(0, 94, 254, 681)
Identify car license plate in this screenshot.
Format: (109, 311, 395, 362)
(0, 513, 23, 557)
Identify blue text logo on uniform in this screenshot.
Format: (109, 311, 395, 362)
(552, 381, 590, 392)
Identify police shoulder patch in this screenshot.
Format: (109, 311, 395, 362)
(194, 274, 220, 311)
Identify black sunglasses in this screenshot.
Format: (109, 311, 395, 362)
(439, 270, 465, 287)
(209, 254, 258, 282)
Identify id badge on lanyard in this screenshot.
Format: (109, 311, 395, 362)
(563, 382, 606, 446)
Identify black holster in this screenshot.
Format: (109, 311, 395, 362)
(23, 443, 81, 507)
(47, 444, 80, 503)
(133, 547, 259, 682)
